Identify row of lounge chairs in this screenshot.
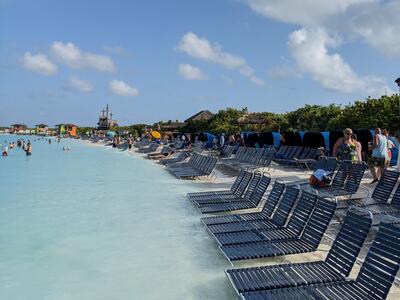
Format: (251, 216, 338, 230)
(274, 145, 320, 168)
(190, 171, 271, 214)
(159, 151, 191, 165)
(336, 170, 400, 224)
(228, 213, 399, 300)
(186, 163, 400, 299)
(136, 142, 159, 153)
(220, 144, 326, 170)
(166, 152, 217, 179)
(313, 160, 367, 199)
(221, 145, 236, 157)
(222, 147, 274, 168)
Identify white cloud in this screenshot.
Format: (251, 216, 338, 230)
(109, 80, 139, 97)
(66, 76, 93, 92)
(177, 32, 264, 85)
(245, 0, 372, 26)
(50, 42, 115, 72)
(244, 0, 400, 57)
(178, 32, 245, 68)
(288, 27, 390, 95)
(178, 64, 206, 80)
(20, 52, 57, 75)
(349, 1, 400, 57)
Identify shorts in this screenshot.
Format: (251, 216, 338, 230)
(368, 157, 386, 167)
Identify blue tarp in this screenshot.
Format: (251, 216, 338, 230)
(299, 131, 305, 140)
(107, 131, 116, 137)
(321, 131, 330, 150)
(272, 132, 281, 147)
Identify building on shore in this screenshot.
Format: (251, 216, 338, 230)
(35, 124, 49, 135)
(55, 124, 77, 136)
(157, 121, 186, 138)
(10, 124, 27, 134)
(184, 110, 214, 123)
(97, 104, 118, 130)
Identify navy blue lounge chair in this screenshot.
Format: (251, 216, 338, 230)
(226, 206, 372, 296)
(317, 161, 367, 198)
(204, 184, 299, 235)
(191, 171, 253, 206)
(187, 169, 247, 200)
(241, 216, 400, 300)
(159, 151, 191, 165)
(220, 196, 337, 261)
(338, 169, 399, 210)
(199, 173, 271, 214)
(211, 190, 318, 246)
(201, 181, 285, 226)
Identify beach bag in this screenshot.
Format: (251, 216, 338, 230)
(309, 169, 332, 187)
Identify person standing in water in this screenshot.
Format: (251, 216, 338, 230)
(2, 145, 8, 156)
(25, 142, 32, 156)
(128, 138, 133, 151)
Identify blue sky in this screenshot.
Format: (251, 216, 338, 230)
(1, 0, 399, 126)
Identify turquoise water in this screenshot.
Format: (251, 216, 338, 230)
(0, 135, 236, 300)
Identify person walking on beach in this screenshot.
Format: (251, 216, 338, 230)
(368, 128, 388, 183)
(383, 129, 394, 167)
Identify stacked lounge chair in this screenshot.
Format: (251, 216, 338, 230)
(338, 169, 400, 210)
(222, 147, 274, 168)
(204, 185, 300, 236)
(220, 196, 337, 261)
(220, 145, 236, 158)
(200, 180, 285, 226)
(240, 216, 400, 300)
(159, 151, 191, 165)
(315, 161, 367, 198)
(137, 142, 159, 153)
(211, 189, 318, 247)
(188, 170, 253, 206)
(226, 206, 373, 297)
(167, 152, 217, 179)
(198, 172, 271, 214)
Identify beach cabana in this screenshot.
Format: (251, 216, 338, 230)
(302, 131, 326, 149)
(354, 129, 373, 154)
(281, 131, 302, 146)
(329, 130, 344, 154)
(257, 132, 274, 148)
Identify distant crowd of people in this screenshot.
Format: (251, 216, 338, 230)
(1, 138, 32, 156)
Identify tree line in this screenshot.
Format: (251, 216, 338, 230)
(76, 95, 399, 137)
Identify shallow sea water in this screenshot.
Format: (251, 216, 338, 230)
(0, 135, 236, 300)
